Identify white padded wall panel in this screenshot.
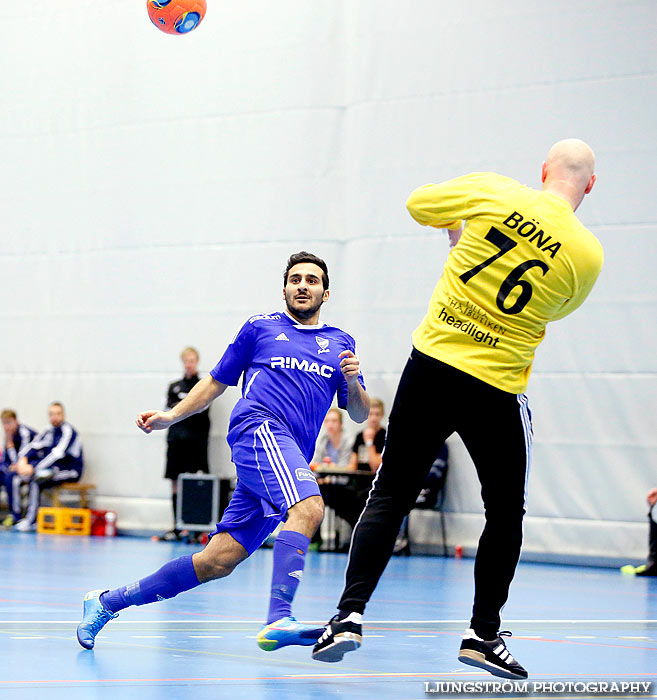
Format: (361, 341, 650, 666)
(1, 114, 347, 253)
(344, 1, 655, 99)
(536, 300, 657, 374)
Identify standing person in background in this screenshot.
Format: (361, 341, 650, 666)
(12, 402, 83, 531)
(0, 409, 37, 528)
(159, 347, 211, 542)
(313, 139, 603, 680)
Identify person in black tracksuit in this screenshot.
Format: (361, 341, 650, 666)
(160, 347, 210, 541)
(13, 402, 83, 530)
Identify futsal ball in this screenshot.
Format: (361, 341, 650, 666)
(147, 0, 207, 35)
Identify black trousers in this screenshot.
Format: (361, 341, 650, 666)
(338, 348, 532, 640)
(648, 506, 657, 567)
(165, 439, 209, 480)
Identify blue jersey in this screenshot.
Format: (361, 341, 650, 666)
(18, 421, 84, 478)
(210, 311, 366, 461)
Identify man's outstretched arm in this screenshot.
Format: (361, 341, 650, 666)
(137, 375, 227, 433)
(339, 350, 370, 424)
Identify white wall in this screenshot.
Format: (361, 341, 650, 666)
(1, 1, 655, 559)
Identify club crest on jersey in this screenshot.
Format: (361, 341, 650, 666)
(270, 356, 334, 377)
(316, 336, 330, 354)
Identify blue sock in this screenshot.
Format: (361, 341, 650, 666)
(100, 555, 201, 614)
(266, 530, 310, 624)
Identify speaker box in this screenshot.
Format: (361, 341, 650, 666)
(176, 474, 233, 530)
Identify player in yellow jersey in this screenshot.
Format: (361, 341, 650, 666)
(313, 139, 603, 679)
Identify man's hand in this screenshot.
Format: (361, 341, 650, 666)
(14, 456, 29, 474)
(340, 351, 370, 423)
(136, 410, 174, 434)
(339, 350, 361, 384)
(647, 488, 657, 507)
(16, 460, 34, 478)
(362, 426, 376, 444)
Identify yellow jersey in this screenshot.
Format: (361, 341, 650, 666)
(407, 172, 604, 394)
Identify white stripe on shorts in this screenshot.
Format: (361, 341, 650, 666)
(255, 425, 293, 508)
(252, 430, 276, 504)
(255, 423, 300, 508)
(263, 423, 300, 503)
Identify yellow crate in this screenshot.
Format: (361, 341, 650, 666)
(37, 507, 64, 534)
(37, 507, 91, 536)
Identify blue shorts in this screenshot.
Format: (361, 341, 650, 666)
(209, 418, 320, 555)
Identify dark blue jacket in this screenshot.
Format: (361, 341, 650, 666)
(18, 422, 84, 479)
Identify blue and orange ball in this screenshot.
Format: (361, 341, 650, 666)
(147, 0, 207, 35)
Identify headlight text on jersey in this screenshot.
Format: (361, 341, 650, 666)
(270, 357, 335, 377)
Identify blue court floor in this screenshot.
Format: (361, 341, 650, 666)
(0, 531, 656, 699)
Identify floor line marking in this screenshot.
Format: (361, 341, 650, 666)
(0, 672, 490, 686)
(519, 636, 657, 652)
(0, 630, 349, 672)
(2, 618, 657, 625)
(4, 673, 657, 686)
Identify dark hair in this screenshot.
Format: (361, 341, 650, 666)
(283, 251, 329, 290)
(50, 402, 64, 410)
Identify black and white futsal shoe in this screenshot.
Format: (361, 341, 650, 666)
(458, 629, 528, 679)
(312, 613, 362, 662)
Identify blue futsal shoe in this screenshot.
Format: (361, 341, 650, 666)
(257, 616, 324, 651)
(77, 589, 118, 649)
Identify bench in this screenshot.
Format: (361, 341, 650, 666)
(51, 483, 96, 509)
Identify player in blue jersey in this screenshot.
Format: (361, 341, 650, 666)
(78, 252, 371, 651)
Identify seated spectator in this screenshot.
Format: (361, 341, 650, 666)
(309, 408, 352, 470)
(347, 398, 386, 473)
(318, 400, 387, 538)
(10, 402, 83, 531)
(621, 488, 657, 577)
(1, 409, 37, 528)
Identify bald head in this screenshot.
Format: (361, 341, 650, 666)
(541, 139, 596, 211)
